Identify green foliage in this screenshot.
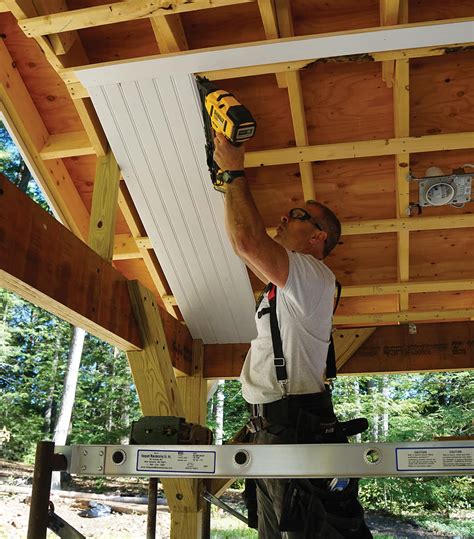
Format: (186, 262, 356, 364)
(0, 289, 141, 459)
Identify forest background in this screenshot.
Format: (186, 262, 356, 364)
(0, 121, 473, 536)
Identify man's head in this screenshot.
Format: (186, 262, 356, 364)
(273, 200, 341, 259)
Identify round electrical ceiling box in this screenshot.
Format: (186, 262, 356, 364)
(425, 182, 455, 206)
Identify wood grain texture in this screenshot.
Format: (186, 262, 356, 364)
(88, 150, 120, 261)
(340, 322, 474, 374)
(126, 281, 198, 516)
(0, 40, 89, 240)
(0, 173, 141, 351)
(1, 13, 84, 133)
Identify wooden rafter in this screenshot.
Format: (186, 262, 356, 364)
(244, 132, 474, 167)
(34, 0, 78, 55)
(335, 309, 474, 326)
(19, 0, 255, 36)
(6, 0, 107, 157)
(39, 131, 95, 159)
(117, 181, 179, 318)
(150, 13, 188, 54)
(164, 278, 474, 308)
(393, 0, 410, 312)
(379, 0, 400, 87)
(0, 41, 89, 241)
(256, 0, 286, 87)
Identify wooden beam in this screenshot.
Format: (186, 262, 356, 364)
(39, 131, 95, 159)
(286, 70, 315, 200)
(340, 322, 474, 375)
(257, 0, 279, 40)
(151, 14, 188, 54)
(88, 150, 120, 261)
(118, 181, 179, 318)
(165, 278, 474, 307)
(267, 213, 474, 237)
(113, 234, 141, 260)
(334, 309, 474, 326)
(199, 42, 474, 81)
(73, 98, 107, 157)
(0, 41, 89, 241)
(0, 2, 9, 12)
(5, 0, 107, 158)
(394, 56, 410, 311)
(203, 323, 474, 378)
(0, 174, 194, 371)
(256, 0, 286, 87)
(343, 279, 474, 297)
(0, 173, 141, 351)
(380, 0, 400, 87)
(34, 0, 78, 55)
(393, 1, 410, 311)
(20, 0, 255, 36)
(334, 328, 377, 370)
(244, 132, 474, 168)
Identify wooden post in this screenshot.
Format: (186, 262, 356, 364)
(127, 281, 203, 538)
(171, 340, 208, 539)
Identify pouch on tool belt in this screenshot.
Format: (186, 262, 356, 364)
(279, 478, 372, 538)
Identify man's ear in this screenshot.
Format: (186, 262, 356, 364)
(309, 231, 327, 244)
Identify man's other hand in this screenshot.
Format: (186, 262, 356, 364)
(214, 133, 245, 171)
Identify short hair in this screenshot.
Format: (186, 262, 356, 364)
(306, 200, 341, 257)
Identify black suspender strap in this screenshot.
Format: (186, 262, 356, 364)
(256, 280, 343, 394)
(326, 280, 342, 381)
(267, 284, 288, 398)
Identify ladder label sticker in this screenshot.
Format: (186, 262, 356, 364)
(136, 450, 216, 474)
(396, 447, 474, 472)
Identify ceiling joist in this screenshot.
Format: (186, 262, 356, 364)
(39, 130, 95, 159)
(244, 131, 474, 167)
(19, 0, 255, 36)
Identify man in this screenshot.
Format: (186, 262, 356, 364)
(214, 133, 371, 538)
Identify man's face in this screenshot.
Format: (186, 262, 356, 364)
(273, 204, 325, 253)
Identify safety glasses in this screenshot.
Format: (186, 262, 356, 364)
(288, 208, 324, 232)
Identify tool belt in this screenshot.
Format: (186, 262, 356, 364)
(246, 392, 368, 441)
(247, 390, 335, 432)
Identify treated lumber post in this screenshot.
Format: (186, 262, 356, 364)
(127, 281, 202, 539)
(174, 340, 208, 538)
(88, 149, 120, 261)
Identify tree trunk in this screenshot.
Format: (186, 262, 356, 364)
(51, 326, 86, 489)
(215, 380, 225, 445)
(381, 376, 390, 439)
(353, 378, 362, 443)
(367, 378, 379, 441)
(44, 324, 61, 435)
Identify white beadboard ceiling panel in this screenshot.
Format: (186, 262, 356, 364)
(88, 74, 257, 343)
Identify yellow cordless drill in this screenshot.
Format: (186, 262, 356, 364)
(196, 77, 257, 192)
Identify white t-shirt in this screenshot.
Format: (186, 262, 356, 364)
(240, 249, 335, 404)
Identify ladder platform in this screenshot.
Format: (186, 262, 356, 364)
(56, 441, 474, 478)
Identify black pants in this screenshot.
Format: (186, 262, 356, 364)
(254, 424, 303, 539)
(251, 413, 372, 538)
